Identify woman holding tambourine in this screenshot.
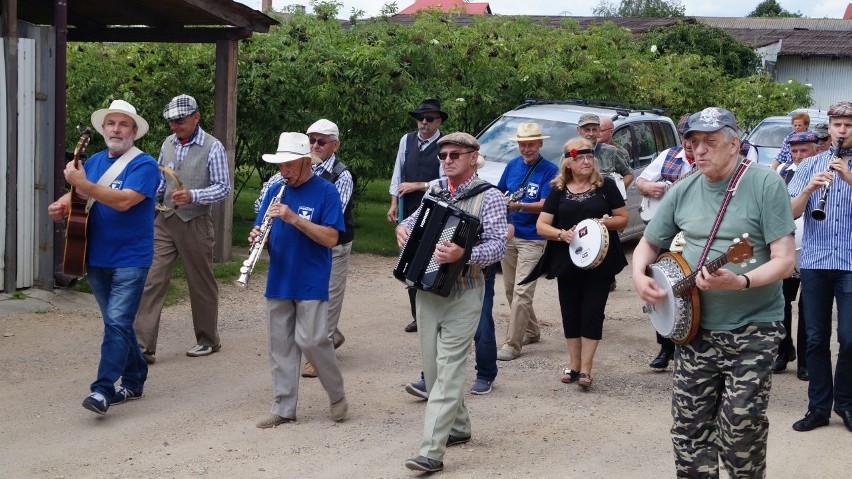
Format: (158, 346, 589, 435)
(524, 137, 628, 389)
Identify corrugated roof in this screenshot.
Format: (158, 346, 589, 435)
(398, 0, 492, 15)
(724, 29, 852, 57)
(697, 16, 852, 31)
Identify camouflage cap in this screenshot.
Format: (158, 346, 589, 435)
(578, 113, 601, 127)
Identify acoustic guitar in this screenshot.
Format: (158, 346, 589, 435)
(62, 129, 93, 277)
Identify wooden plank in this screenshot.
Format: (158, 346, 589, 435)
(212, 39, 237, 263)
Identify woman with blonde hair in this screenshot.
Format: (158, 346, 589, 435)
(525, 137, 628, 389)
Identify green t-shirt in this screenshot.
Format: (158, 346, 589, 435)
(644, 161, 795, 330)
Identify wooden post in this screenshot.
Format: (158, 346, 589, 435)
(212, 39, 237, 263)
(3, 0, 19, 292)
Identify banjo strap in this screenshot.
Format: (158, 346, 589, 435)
(695, 158, 752, 268)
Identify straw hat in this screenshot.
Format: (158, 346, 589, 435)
(510, 123, 550, 141)
(262, 132, 322, 164)
(90, 99, 149, 139)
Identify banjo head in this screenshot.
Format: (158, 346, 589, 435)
(646, 254, 694, 342)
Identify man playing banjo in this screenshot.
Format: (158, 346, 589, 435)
(632, 107, 796, 478)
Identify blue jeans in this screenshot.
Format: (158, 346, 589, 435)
(800, 269, 852, 415)
(87, 266, 150, 396)
(474, 265, 498, 382)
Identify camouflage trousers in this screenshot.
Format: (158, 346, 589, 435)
(671, 322, 783, 479)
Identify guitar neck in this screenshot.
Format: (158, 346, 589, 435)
(673, 252, 729, 296)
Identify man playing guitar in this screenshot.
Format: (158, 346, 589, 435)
(635, 114, 693, 370)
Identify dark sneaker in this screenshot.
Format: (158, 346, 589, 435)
(405, 377, 428, 400)
(792, 409, 829, 432)
(470, 378, 493, 395)
(141, 348, 155, 365)
(186, 344, 221, 357)
(446, 434, 471, 447)
(404, 455, 443, 472)
(82, 392, 109, 415)
(111, 386, 142, 405)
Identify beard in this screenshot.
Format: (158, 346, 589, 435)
(106, 137, 134, 154)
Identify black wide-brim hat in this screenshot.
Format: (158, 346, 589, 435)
(409, 98, 448, 121)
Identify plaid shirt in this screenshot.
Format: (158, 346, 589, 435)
(313, 154, 353, 210)
(157, 126, 230, 204)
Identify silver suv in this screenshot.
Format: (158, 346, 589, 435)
(475, 99, 680, 241)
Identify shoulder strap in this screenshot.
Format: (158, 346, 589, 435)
(451, 182, 496, 204)
(85, 146, 142, 213)
(695, 158, 752, 267)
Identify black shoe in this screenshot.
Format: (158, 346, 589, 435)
(649, 349, 673, 369)
(796, 366, 809, 381)
(446, 434, 471, 447)
(792, 409, 829, 432)
(834, 409, 852, 432)
(772, 350, 796, 372)
(404, 320, 417, 333)
(404, 455, 443, 472)
(771, 357, 788, 372)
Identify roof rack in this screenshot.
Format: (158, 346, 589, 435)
(516, 98, 667, 117)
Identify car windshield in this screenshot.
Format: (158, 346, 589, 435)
(478, 116, 578, 165)
(748, 122, 792, 148)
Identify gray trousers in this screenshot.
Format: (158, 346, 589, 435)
(326, 242, 352, 341)
(267, 299, 345, 419)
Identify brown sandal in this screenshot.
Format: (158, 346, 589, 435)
(578, 373, 593, 389)
(560, 368, 579, 384)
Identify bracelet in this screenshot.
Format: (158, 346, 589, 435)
(739, 274, 751, 290)
(424, 182, 428, 190)
(556, 230, 563, 241)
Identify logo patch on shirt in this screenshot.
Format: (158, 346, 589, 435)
(526, 182, 540, 199)
(298, 206, 314, 221)
(110, 180, 123, 189)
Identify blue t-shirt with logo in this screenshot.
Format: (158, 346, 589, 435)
(255, 175, 344, 301)
(497, 156, 559, 240)
(84, 149, 158, 268)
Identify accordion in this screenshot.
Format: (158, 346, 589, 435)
(393, 196, 481, 297)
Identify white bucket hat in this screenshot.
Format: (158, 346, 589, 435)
(262, 132, 322, 164)
(90, 99, 149, 139)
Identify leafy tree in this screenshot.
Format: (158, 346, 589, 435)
(640, 22, 761, 78)
(593, 0, 685, 17)
(748, 0, 803, 18)
(66, 7, 811, 205)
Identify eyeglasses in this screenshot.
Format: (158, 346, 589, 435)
(571, 154, 595, 163)
(416, 115, 440, 123)
(309, 137, 336, 147)
(437, 150, 475, 161)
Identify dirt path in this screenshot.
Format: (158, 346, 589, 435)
(0, 251, 846, 478)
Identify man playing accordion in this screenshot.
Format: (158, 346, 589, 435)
(395, 132, 508, 473)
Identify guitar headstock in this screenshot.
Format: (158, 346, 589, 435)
(728, 233, 754, 265)
(72, 127, 93, 166)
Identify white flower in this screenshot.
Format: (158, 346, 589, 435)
(430, 39, 439, 45)
(787, 79, 793, 83)
(455, 98, 466, 103)
(650, 45, 658, 54)
(757, 94, 763, 99)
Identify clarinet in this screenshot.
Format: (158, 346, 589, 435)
(237, 180, 287, 287)
(811, 139, 845, 221)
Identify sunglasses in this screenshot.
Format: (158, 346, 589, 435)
(416, 115, 440, 123)
(438, 150, 475, 161)
(309, 137, 336, 147)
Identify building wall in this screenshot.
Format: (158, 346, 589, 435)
(775, 56, 852, 111)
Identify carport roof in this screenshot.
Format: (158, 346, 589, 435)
(14, 0, 277, 41)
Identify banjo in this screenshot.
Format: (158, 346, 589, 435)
(643, 234, 754, 344)
(568, 218, 610, 270)
(639, 167, 699, 223)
